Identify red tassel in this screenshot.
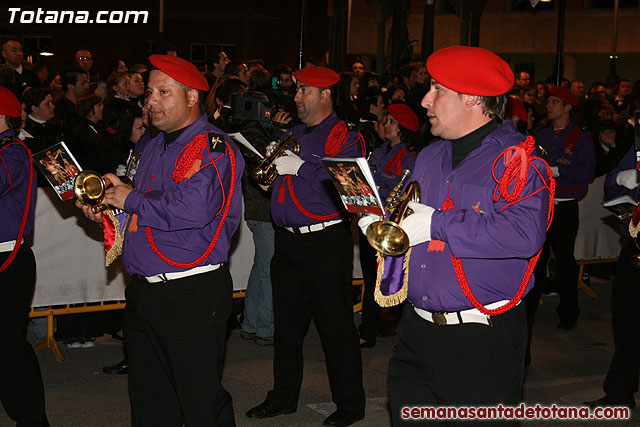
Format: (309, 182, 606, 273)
(128, 214, 138, 232)
(183, 155, 203, 181)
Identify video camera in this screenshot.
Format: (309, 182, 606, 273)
(229, 91, 296, 128)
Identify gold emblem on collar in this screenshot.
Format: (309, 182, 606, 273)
(211, 136, 222, 149)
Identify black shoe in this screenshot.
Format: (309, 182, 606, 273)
(255, 336, 274, 346)
(360, 340, 376, 349)
(245, 400, 296, 419)
(102, 359, 128, 375)
(240, 330, 256, 340)
(323, 409, 365, 426)
(557, 320, 576, 330)
(584, 395, 636, 409)
(541, 281, 559, 296)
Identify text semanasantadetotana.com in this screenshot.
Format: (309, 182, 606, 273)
(401, 404, 630, 420)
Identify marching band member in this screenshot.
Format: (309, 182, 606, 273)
(77, 55, 244, 426)
(246, 67, 367, 427)
(0, 85, 49, 426)
(359, 47, 554, 424)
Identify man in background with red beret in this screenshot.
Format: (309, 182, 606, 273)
(531, 86, 595, 333)
(77, 55, 244, 426)
(359, 46, 553, 424)
(246, 66, 366, 426)
(0, 86, 49, 426)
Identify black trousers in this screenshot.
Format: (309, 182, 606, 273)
(0, 246, 49, 427)
(124, 266, 235, 427)
(603, 239, 640, 401)
(358, 231, 380, 343)
(268, 223, 365, 413)
(388, 304, 527, 426)
(534, 199, 580, 324)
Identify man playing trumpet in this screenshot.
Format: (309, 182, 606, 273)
(76, 55, 244, 426)
(359, 47, 554, 424)
(246, 67, 367, 427)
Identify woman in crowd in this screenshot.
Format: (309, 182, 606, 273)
(127, 71, 146, 108)
(107, 107, 145, 175)
(101, 72, 131, 130)
(335, 72, 361, 126)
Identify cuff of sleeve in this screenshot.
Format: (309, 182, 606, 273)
(429, 210, 444, 241)
(296, 161, 313, 180)
(123, 190, 144, 215)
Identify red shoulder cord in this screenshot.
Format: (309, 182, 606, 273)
(0, 140, 34, 273)
(438, 136, 555, 316)
(145, 137, 236, 269)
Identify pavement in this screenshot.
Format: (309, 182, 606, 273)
(1, 275, 638, 426)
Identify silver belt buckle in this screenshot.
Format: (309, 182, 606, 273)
(432, 312, 448, 325)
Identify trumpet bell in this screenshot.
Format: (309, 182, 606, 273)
(74, 170, 114, 212)
(366, 220, 410, 256)
(74, 170, 107, 205)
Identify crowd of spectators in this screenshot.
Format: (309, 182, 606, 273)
(507, 70, 639, 178)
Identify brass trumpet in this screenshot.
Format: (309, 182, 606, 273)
(74, 170, 113, 213)
(366, 169, 421, 256)
(250, 136, 300, 186)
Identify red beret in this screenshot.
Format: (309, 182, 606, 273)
(426, 46, 514, 96)
(506, 96, 528, 123)
(0, 86, 22, 118)
(293, 66, 340, 88)
(548, 85, 578, 107)
(149, 55, 209, 91)
(388, 103, 419, 132)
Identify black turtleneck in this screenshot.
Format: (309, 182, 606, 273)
(451, 119, 499, 169)
(163, 126, 188, 149)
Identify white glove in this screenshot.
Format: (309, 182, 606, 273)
(616, 169, 639, 190)
(274, 150, 304, 176)
(401, 201, 435, 247)
(358, 215, 376, 235)
(549, 166, 560, 177)
(264, 141, 278, 158)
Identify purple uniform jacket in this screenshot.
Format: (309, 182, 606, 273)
(0, 129, 37, 242)
(604, 146, 638, 240)
(409, 123, 549, 312)
(122, 114, 245, 276)
(536, 122, 595, 199)
(270, 112, 365, 227)
(368, 141, 416, 202)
